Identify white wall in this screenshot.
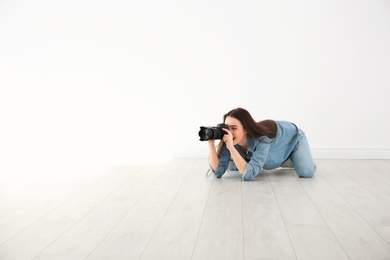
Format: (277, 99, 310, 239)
(1, 0, 390, 175)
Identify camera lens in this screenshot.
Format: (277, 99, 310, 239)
(198, 124, 228, 141)
(198, 127, 214, 141)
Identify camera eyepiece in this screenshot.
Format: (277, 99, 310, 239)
(198, 123, 228, 141)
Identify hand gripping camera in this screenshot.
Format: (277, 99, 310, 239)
(198, 124, 229, 141)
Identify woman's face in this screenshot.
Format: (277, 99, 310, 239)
(224, 116, 248, 146)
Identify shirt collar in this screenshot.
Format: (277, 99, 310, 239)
(247, 135, 255, 155)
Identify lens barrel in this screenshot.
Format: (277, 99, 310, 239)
(198, 124, 228, 141)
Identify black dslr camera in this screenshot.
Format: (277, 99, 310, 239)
(198, 124, 229, 141)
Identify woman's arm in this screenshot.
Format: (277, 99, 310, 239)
(208, 140, 219, 171)
(222, 129, 247, 175)
(208, 140, 230, 178)
(228, 147, 247, 175)
(241, 139, 271, 181)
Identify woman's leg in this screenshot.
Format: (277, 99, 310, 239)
(289, 134, 317, 178)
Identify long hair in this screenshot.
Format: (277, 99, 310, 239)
(223, 107, 277, 138)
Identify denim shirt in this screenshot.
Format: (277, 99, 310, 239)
(209, 121, 303, 181)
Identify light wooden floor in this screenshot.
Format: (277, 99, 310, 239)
(1, 159, 390, 260)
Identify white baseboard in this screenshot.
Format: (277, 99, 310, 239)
(175, 148, 390, 160)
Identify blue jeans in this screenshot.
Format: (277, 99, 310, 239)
(289, 133, 317, 178)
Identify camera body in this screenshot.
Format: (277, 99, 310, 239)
(198, 123, 229, 141)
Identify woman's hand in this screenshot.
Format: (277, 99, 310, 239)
(222, 128, 234, 150)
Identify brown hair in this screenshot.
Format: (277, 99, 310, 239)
(223, 107, 277, 138)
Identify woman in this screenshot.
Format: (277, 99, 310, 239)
(208, 107, 317, 181)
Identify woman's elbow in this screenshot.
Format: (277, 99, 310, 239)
(242, 174, 254, 181)
(213, 172, 223, 178)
